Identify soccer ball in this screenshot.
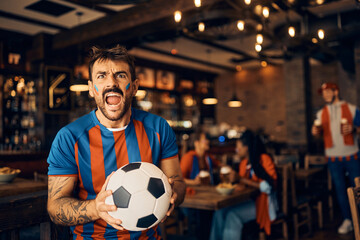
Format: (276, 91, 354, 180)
(105, 162, 172, 231)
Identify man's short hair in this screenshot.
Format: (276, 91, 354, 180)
(88, 45, 136, 82)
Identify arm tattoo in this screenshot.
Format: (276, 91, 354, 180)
(48, 177, 95, 226)
(169, 174, 184, 182)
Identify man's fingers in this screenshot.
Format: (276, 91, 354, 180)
(101, 172, 115, 192)
(98, 203, 117, 213)
(97, 190, 113, 202)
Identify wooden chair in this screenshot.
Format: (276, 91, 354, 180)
(295, 155, 333, 228)
(289, 162, 312, 240)
(268, 162, 292, 240)
(347, 176, 360, 240)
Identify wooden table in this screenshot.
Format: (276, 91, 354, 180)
(180, 185, 258, 211)
(0, 178, 47, 197)
(0, 178, 49, 240)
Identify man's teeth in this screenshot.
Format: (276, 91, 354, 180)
(107, 93, 121, 97)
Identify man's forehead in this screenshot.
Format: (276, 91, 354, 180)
(93, 59, 130, 71)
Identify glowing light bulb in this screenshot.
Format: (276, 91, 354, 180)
(262, 6, 270, 18)
(318, 29, 325, 39)
(237, 20, 244, 31)
(194, 0, 201, 7)
(244, 0, 251, 5)
(255, 43, 262, 52)
(198, 22, 205, 32)
(288, 26, 295, 37)
(312, 38, 318, 43)
(174, 11, 182, 23)
(256, 34, 263, 44)
(261, 61, 267, 67)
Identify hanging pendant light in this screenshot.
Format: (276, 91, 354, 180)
(227, 94, 242, 107)
(202, 97, 218, 105)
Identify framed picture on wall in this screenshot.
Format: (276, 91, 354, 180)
(136, 66, 155, 88)
(44, 66, 72, 111)
(156, 70, 175, 90)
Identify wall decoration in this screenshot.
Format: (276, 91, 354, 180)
(156, 70, 175, 90)
(136, 66, 155, 88)
(45, 66, 72, 111)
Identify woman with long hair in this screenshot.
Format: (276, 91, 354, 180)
(210, 130, 277, 240)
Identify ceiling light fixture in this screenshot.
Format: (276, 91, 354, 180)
(256, 24, 263, 31)
(244, 0, 251, 5)
(288, 26, 295, 37)
(174, 11, 182, 23)
(194, 0, 201, 7)
(198, 22, 205, 32)
(237, 20, 245, 31)
(262, 6, 270, 18)
(255, 43, 262, 52)
(318, 29, 325, 39)
(256, 33, 263, 44)
(202, 97, 218, 105)
(227, 95, 242, 107)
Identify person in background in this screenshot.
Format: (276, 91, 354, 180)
(210, 130, 277, 240)
(179, 130, 221, 240)
(180, 130, 220, 186)
(312, 82, 360, 234)
(47, 45, 186, 239)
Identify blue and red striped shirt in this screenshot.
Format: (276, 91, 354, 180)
(47, 108, 178, 239)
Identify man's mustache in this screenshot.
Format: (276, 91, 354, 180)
(103, 87, 123, 98)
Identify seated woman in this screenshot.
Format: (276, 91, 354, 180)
(180, 130, 220, 186)
(210, 130, 277, 240)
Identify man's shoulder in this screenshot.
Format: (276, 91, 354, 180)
(59, 112, 95, 140)
(132, 108, 168, 127)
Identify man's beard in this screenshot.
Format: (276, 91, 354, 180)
(98, 94, 132, 121)
(326, 95, 336, 105)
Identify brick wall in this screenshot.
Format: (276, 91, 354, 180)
(215, 65, 287, 142)
(215, 46, 360, 147)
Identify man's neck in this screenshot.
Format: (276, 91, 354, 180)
(328, 97, 340, 105)
(95, 108, 132, 128)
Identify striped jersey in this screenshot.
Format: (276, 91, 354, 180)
(47, 108, 178, 239)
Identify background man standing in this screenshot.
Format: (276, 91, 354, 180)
(312, 82, 360, 234)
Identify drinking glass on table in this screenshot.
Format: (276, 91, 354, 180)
(199, 170, 211, 185)
(220, 166, 232, 184)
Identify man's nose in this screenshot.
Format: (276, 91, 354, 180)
(107, 75, 119, 87)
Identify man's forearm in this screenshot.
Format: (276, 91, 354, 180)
(48, 176, 100, 226)
(173, 180, 186, 207)
(48, 197, 99, 226)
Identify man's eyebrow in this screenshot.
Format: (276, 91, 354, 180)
(114, 71, 128, 76)
(95, 71, 107, 75)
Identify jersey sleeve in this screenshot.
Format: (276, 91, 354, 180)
(159, 118, 178, 160)
(260, 154, 277, 180)
(47, 127, 78, 176)
(354, 108, 360, 127)
(180, 152, 193, 179)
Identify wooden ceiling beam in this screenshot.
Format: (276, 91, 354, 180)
(52, 0, 220, 50)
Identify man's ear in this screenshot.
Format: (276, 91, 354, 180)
(88, 80, 94, 98)
(132, 79, 139, 96)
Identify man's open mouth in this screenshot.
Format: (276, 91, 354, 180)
(105, 93, 122, 106)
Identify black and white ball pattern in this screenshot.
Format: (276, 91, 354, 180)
(105, 162, 172, 231)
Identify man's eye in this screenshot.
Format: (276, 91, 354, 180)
(97, 75, 105, 79)
(116, 73, 126, 79)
